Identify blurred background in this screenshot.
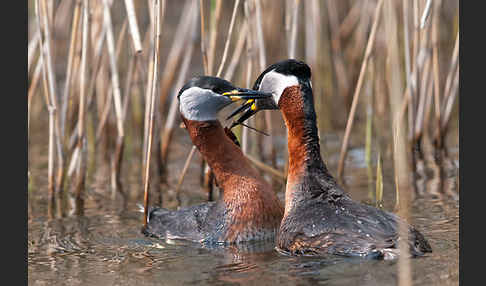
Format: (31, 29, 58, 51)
(28, 1, 459, 284)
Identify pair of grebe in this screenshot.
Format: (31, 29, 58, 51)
(142, 59, 432, 259)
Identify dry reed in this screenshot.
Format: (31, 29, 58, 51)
(143, 0, 163, 228)
(336, 0, 384, 181)
(124, 0, 143, 53)
(27, 1, 459, 245)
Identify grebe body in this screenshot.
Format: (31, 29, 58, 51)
(143, 76, 283, 245)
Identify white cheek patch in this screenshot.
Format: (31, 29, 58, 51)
(258, 69, 299, 105)
(179, 87, 219, 121)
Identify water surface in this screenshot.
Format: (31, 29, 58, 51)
(28, 130, 459, 286)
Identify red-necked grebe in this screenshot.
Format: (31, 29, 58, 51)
(142, 76, 284, 245)
(230, 59, 432, 259)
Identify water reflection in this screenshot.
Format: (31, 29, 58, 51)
(29, 142, 459, 286)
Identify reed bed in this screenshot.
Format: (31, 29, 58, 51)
(28, 2, 459, 283)
(28, 0, 458, 236)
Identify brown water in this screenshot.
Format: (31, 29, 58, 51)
(28, 126, 459, 285)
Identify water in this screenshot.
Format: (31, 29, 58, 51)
(28, 150, 459, 286)
(27, 197, 459, 285)
(28, 129, 459, 286)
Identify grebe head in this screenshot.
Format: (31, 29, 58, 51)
(228, 59, 312, 126)
(178, 76, 272, 122)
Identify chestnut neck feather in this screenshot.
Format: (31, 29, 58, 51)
(181, 116, 265, 199)
(180, 116, 283, 242)
(278, 85, 334, 210)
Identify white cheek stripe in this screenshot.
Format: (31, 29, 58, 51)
(258, 69, 299, 105)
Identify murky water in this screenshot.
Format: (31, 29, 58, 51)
(28, 127, 459, 286)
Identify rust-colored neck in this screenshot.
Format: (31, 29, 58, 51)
(181, 116, 283, 242)
(181, 116, 264, 198)
(278, 85, 333, 212)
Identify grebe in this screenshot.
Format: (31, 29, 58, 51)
(142, 76, 284, 245)
(230, 59, 431, 259)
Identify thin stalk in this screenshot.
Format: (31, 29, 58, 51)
(397, 48, 430, 131)
(103, 0, 124, 137)
(254, 0, 266, 70)
(94, 20, 127, 141)
(74, 0, 90, 205)
(442, 32, 459, 104)
(160, 9, 198, 176)
(395, 119, 412, 286)
(440, 30, 459, 131)
(124, 0, 143, 53)
(375, 152, 383, 208)
(63, 28, 105, 155)
(403, 0, 416, 142)
(199, 0, 209, 75)
(420, 0, 433, 28)
(254, 0, 275, 176)
(288, 0, 300, 59)
(175, 146, 197, 205)
(336, 0, 384, 181)
(246, 154, 286, 181)
(95, 87, 113, 141)
(45, 83, 56, 206)
(37, 0, 63, 205)
(143, 0, 162, 228)
(365, 60, 374, 203)
(304, 0, 317, 67)
(409, 0, 421, 140)
(111, 50, 138, 201)
(223, 21, 248, 81)
(309, 0, 333, 133)
(28, 59, 43, 138)
(326, 0, 350, 99)
(28, 30, 40, 76)
(85, 25, 107, 110)
(422, 73, 435, 133)
(414, 50, 432, 141)
(347, 1, 371, 68)
(142, 47, 154, 165)
(60, 0, 82, 138)
(413, 3, 432, 144)
(431, 0, 443, 147)
(384, 1, 411, 284)
(440, 64, 459, 134)
(158, 0, 195, 111)
(365, 60, 374, 169)
(102, 12, 130, 199)
(207, 0, 223, 75)
(242, 0, 254, 154)
(215, 0, 240, 77)
(338, 1, 362, 40)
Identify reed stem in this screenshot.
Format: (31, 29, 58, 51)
(124, 0, 143, 53)
(175, 146, 197, 205)
(215, 0, 240, 78)
(337, 0, 384, 181)
(207, 0, 223, 75)
(143, 0, 162, 228)
(60, 0, 82, 139)
(74, 0, 90, 206)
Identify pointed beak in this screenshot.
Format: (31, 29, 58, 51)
(223, 89, 277, 129)
(222, 88, 273, 101)
(229, 106, 258, 129)
(226, 98, 261, 129)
